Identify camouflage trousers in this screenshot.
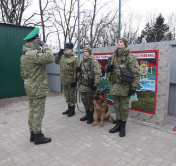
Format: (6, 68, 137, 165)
(80, 92, 94, 112)
(113, 95, 129, 121)
(63, 85, 76, 107)
(28, 96, 46, 134)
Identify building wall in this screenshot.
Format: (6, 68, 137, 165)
(47, 54, 62, 92)
(168, 46, 176, 116)
(128, 44, 171, 125)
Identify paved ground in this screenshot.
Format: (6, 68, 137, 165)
(0, 92, 176, 166)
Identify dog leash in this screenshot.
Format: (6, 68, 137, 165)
(75, 61, 85, 113)
(75, 83, 85, 113)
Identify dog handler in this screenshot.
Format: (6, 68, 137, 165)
(76, 47, 102, 124)
(105, 37, 141, 137)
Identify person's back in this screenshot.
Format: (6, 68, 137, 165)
(20, 27, 53, 145)
(21, 41, 53, 98)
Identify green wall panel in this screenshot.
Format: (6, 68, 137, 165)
(0, 23, 34, 99)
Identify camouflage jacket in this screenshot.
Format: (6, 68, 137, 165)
(105, 48, 140, 96)
(78, 55, 102, 93)
(55, 51, 79, 85)
(20, 42, 53, 98)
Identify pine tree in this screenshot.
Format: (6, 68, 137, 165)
(138, 14, 173, 43)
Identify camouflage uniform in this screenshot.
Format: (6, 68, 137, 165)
(20, 42, 53, 134)
(105, 47, 140, 121)
(78, 55, 102, 112)
(55, 51, 79, 107)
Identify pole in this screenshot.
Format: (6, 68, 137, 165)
(78, 0, 80, 59)
(118, 0, 121, 39)
(77, 0, 81, 102)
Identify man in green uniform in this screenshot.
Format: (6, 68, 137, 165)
(55, 43, 79, 117)
(105, 37, 140, 137)
(76, 47, 102, 124)
(20, 28, 53, 144)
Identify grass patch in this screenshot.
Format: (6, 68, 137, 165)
(131, 91, 155, 113)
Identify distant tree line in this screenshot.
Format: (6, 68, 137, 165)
(0, 0, 175, 51)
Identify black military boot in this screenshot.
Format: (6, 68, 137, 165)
(31, 131, 44, 142)
(119, 121, 126, 137)
(80, 110, 89, 121)
(109, 120, 121, 133)
(67, 106, 75, 117)
(30, 131, 34, 142)
(87, 111, 93, 124)
(62, 105, 71, 115)
(34, 133, 51, 145)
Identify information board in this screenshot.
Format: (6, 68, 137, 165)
(94, 50, 159, 115)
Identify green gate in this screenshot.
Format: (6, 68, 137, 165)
(0, 23, 34, 99)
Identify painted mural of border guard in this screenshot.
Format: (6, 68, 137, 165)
(105, 37, 141, 137)
(55, 43, 79, 117)
(76, 47, 102, 124)
(20, 28, 53, 144)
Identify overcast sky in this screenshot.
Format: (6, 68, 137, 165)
(26, 0, 176, 23)
(123, 0, 176, 17)
(24, 0, 176, 49)
(27, 0, 176, 17)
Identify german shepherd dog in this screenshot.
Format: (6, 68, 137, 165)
(92, 89, 116, 127)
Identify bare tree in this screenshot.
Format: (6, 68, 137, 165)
(144, 10, 158, 27)
(39, 0, 52, 42)
(87, 0, 118, 48)
(98, 21, 119, 47)
(50, 0, 77, 44)
(122, 12, 140, 44)
(168, 13, 176, 40)
(0, 0, 32, 25)
(77, 11, 92, 48)
(48, 0, 87, 49)
(49, 0, 124, 49)
(22, 0, 53, 43)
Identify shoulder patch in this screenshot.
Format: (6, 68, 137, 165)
(136, 61, 139, 67)
(38, 53, 43, 56)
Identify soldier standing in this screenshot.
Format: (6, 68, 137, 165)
(20, 28, 53, 144)
(76, 47, 102, 124)
(105, 37, 141, 137)
(55, 43, 79, 117)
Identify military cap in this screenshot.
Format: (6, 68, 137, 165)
(118, 37, 128, 47)
(23, 27, 40, 41)
(64, 43, 74, 49)
(84, 47, 92, 55)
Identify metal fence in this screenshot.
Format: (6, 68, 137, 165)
(168, 46, 176, 115)
(0, 23, 34, 99)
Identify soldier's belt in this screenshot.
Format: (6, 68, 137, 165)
(80, 83, 90, 86)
